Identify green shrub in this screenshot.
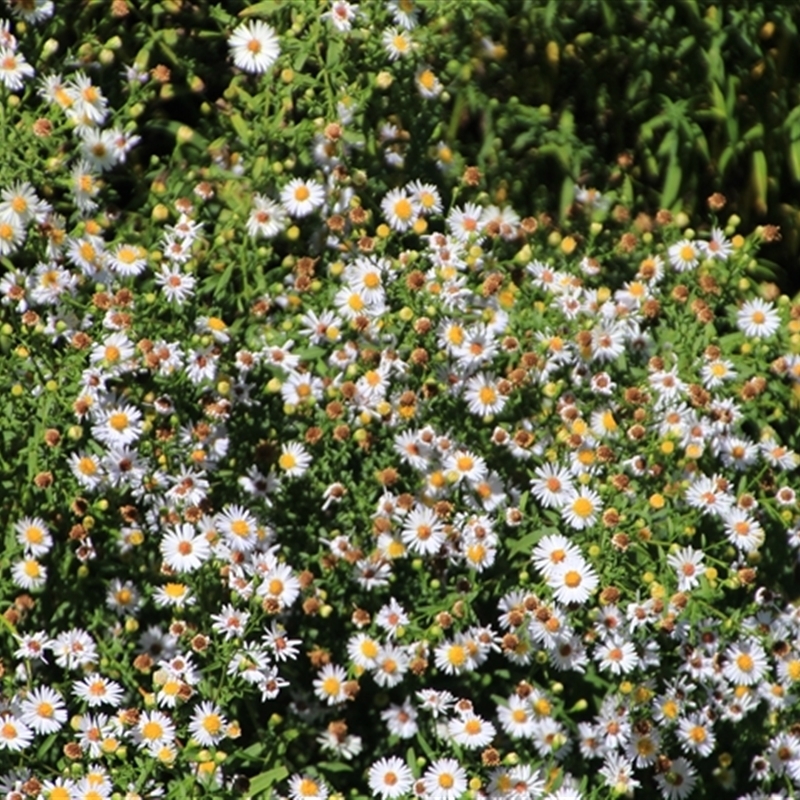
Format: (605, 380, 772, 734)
(1, 2, 800, 799)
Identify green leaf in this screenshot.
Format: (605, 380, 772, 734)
(231, 114, 251, 145)
(622, 175, 633, 206)
(790, 141, 800, 182)
(751, 150, 768, 213)
(710, 81, 726, 122)
(743, 123, 764, 144)
(317, 761, 354, 773)
(239, 1, 283, 18)
(660, 159, 682, 208)
(559, 175, 573, 219)
(326, 37, 343, 70)
(558, 109, 574, 135)
(248, 766, 289, 798)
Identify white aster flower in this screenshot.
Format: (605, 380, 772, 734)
(229, 20, 280, 74)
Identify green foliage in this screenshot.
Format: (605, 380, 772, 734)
(1, 1, 800, 798)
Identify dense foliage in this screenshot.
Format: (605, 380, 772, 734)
(2, 2, 800, 799)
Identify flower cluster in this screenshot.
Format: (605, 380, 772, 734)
(1, 2, 799, 800)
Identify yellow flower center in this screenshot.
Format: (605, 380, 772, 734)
(109, 412, 129, 431)
(37, 701, 54, 718)
(464, 718, 481, 735)
(563, 570, 582, 588)
(117, 246, 137, 263)
(202, 714, 222, 734)
(294, 185, 310, 202)
(447, 644, 466, 666)
(142, 720, 164, 740)
(572, 497, 593, 518)
(23, 560, 41, 578)
(279, 453, 297, 470)
(321, 676, 341, 696)
(24, 526, 44, 544)
(360, 640, 378, 659)
(689, 725, 706, 743)
(418, 70, 436, 90)
(478, 386, 497, 405)
(393, 198, 413, 220)
(363, 271, 380, 289)
(736, 653, 754, 673)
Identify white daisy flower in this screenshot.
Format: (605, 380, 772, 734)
(548, 559, 599, 605)
(0, 216, 25, 256)
(368, 755, 413, 799)
(0, 46, 34, 90)
(561, 488, 602, 530)
(677, 712, 715, 757)
(247, 193, 287, 238)
(288, 774, 329, 800)
(382, 26, 414, 60)
(448, 712, 496, 748)
(400, 504, 445, 555)
(216, 504, 259, 553)
(11, 557, 47, 590)
(531, 533, 583, 579)
(278, 441, 312, 477)
(20, 686, 67, 735)
(136, 710, 176, 753)
(313, 663, 349, 705)
(229, 20, 280, 74)
(0, 713, 33, 752)
(155, 265, 196, 304)
(422, 758, 467, 800)
(159, 524, 211, 573)
(530, 463, 576, 509)
(0, 181, 50, 225)
(188, 701, 227, 747)
(322, 1, 360, 32)
(280, 177, 325, 217)
(72, 673, 125, 708)
(722, 639, 768, 686)
(464, 372, 507, 416)
(666, 546, 705, 592)
(736, 297, 781, 338)
(14, 516, 52, 557)
(596, 637, 638, 675)
(668, 239, 700, 272)
(91, 403, 143, 447)
(381, 187, 419, 231)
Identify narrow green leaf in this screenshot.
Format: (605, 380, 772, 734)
(248, 766, 289, 797)
(239, 1, 283, 18)
(743, 123, 764, 144)
(559, 175, 573, 219)
(710, 81, 726, 122)
(231, 114, 251, 145)
(326, 38, 343, 69)
(660, 159, 682, 208)
(656, 129, 678, 160)
(751, 150, 768, 213)
(789, 141, 800, 182)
